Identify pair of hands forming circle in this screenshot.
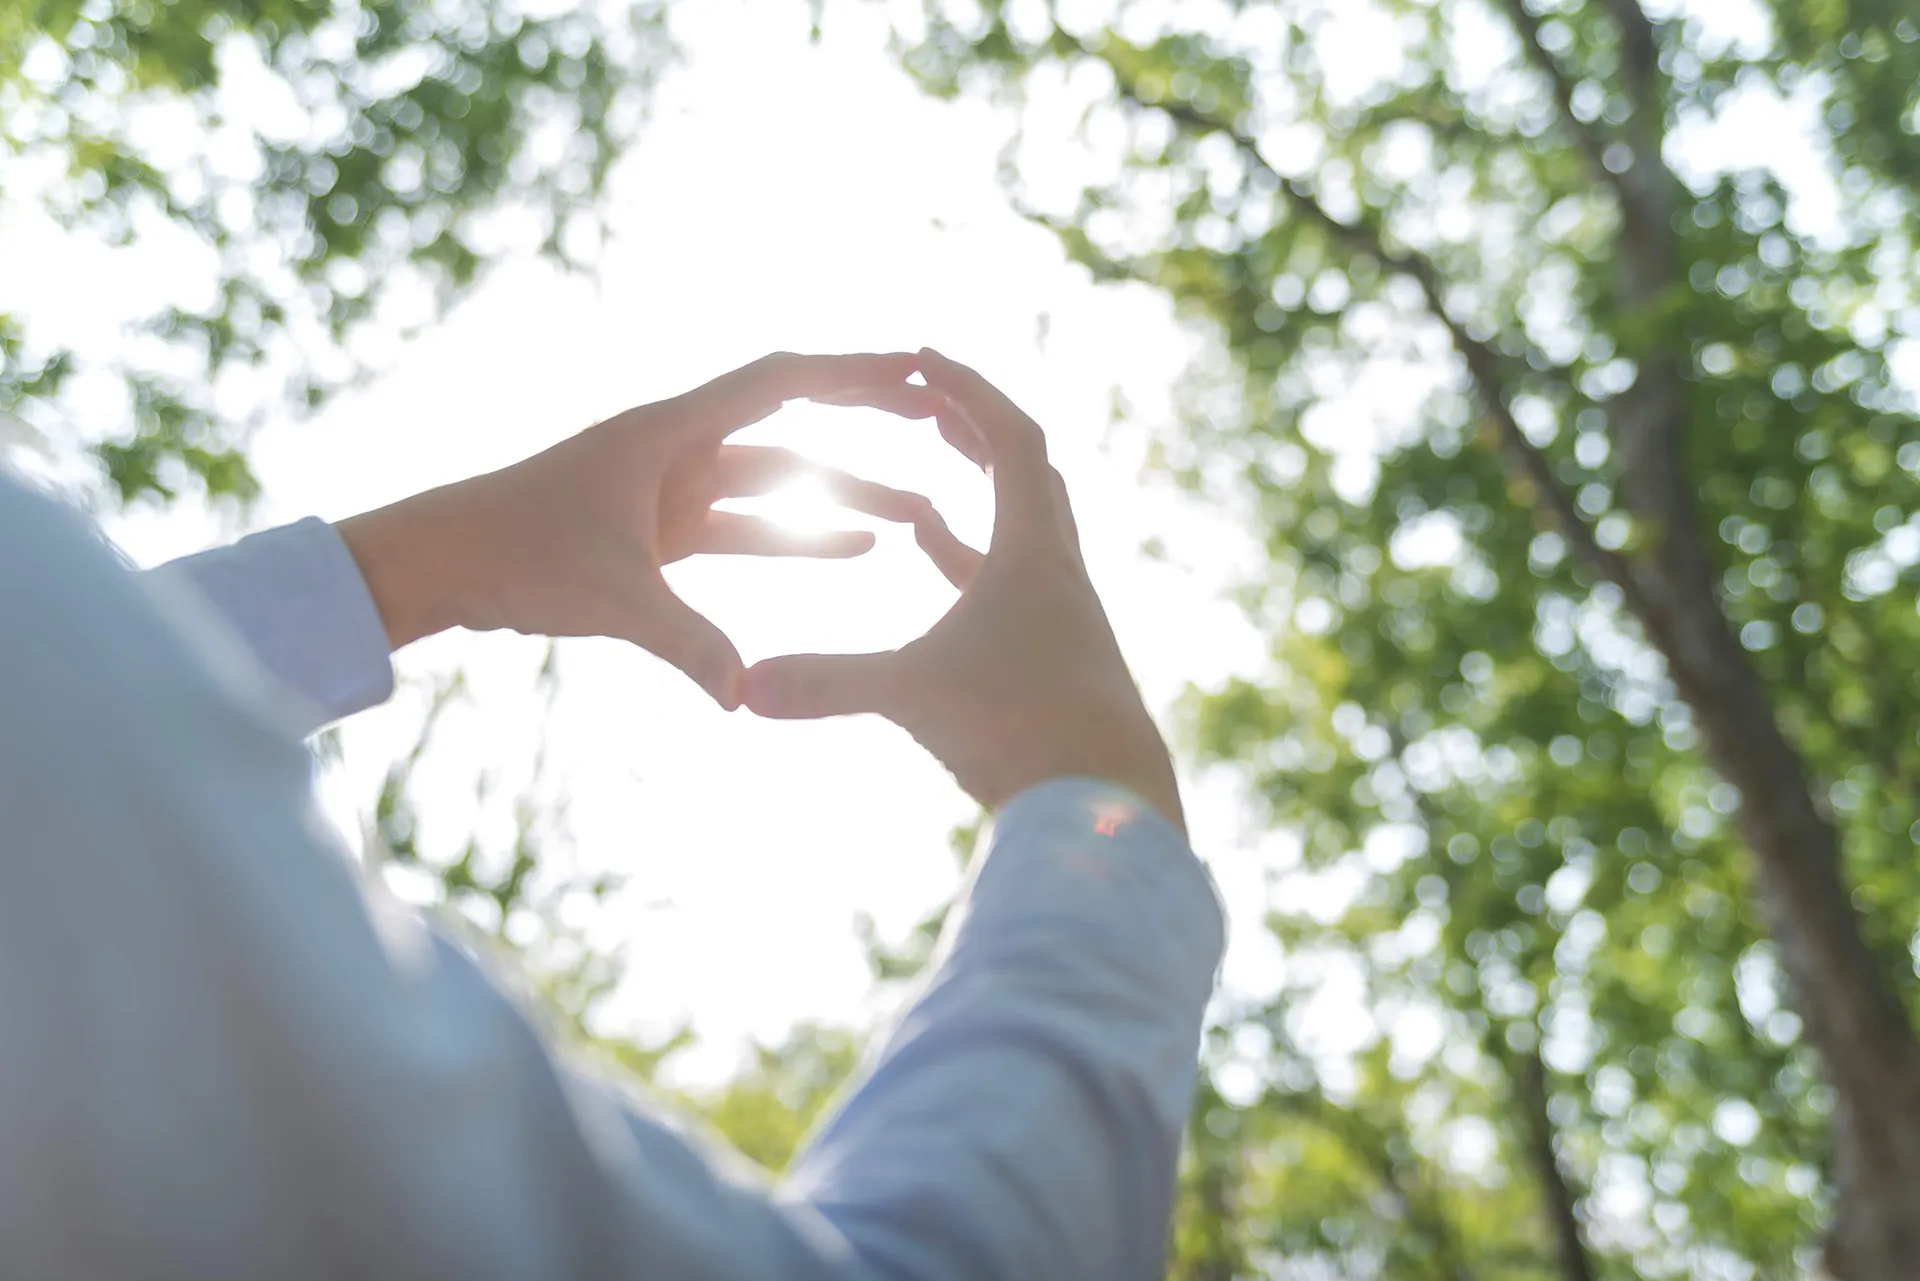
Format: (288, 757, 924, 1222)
(336, 348, 1183, 832)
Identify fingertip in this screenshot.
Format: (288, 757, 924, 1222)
(696, 631, 746, 712)
(807, 529, 878, 559)
(739, 662, 781, 717)
(791, 529, 880, 559)
(708, 656, 744, 712)
(915, 347, 953, 380)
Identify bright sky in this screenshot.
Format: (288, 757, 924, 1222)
(8, 0, 1282, 1084)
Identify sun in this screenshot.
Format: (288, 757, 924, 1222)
(750, 476, 848, 535)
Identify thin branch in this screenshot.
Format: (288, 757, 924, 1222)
(1494, 0, 1614, 187)
(1597, 0, 1661, 109)
(1591, 0, 1677, 298)
(1106, 82, 1652, 622)
(1516, 1049, 1598, 1281)
(1387, 733, 1593, 1281)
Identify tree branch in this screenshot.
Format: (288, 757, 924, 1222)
(1109, 84, 1648, 619)
(1515, 1049, 1597, 1281)
(1390, 729, 1597, 1281)
(1494, 0, 1614, 188)
(1591, 0, 1676, 299)
(1597, 0, 1660, 107)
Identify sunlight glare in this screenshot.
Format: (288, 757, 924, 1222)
(750, 475, 854, 535)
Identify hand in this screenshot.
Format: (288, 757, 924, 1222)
(335, 352, 935, 708)
(742, 349, 1185, 834)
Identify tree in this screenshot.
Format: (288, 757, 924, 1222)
(696, 1021, 864, 1172)
(0, 0, 670, 504)
(902, 0, 1920, 1275)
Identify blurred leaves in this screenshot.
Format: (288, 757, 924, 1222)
(0, 0, 673, 504)
(901, 0, 1920, 1275)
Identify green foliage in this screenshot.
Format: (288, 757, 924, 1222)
(697, 1022, 863, 1172)
(0, 0, 672, 504)
(367, 652, 647, 1046)
(902, 0, 1920, 1275)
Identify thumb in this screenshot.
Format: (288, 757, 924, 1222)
(628, 588, 745, 710)
(742, 652, 904, 721)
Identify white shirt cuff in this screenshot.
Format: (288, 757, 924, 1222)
(150, 518, 395, 734)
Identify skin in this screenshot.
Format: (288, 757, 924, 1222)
(335, 352, 935, 707)
(749, 348, 1184, 834)
(335, 348, 1184, 835)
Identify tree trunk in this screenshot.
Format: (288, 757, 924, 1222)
(1628, 528, 1920, 1279)
(1515, 1050, 1596, 1281)
(1595, 4, 1920, 1256)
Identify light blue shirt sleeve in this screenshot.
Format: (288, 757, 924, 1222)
(0, 471, 1224, 1281)
(150, 516, 395, 734)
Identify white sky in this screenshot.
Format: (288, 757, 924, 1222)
(8, 0, 1283, 1084)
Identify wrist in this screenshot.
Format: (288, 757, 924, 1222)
(997, 715, 1185, 837)
(333, 482, 484, 650)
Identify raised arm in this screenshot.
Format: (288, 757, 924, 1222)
(758, 348, 1220, 1275)
(0, 349, 1220, 1281)
(151, 353, 934, 734)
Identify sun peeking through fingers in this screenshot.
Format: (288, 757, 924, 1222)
(744, 475, 863, 536)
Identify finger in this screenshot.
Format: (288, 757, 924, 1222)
(822, 381, 995, 470)
(742, 651, 904, 721)
(1050, 465, 1086, 564)
(802, 378, 991, 468)
(934, 407, 992, 470)
(814, 470, 942, 525)
(679, 352, 922, 440)
(909, 505, 984, 590)
(915, 348, 1056, 543)
(710, 447, 928, 526)
(800, 470, 985, 586)
(625, 582, 746, 710)
(695, 511, 876, 559)
(711, 445, 820, 499)
(810, 382, 945, 421)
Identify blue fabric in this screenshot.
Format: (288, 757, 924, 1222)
(0, 469, 1223, 1280)
(152, 516, 395, 733)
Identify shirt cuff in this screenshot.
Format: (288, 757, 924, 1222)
(955, 778, 1225, 1013)
(150, 518, 395, 735)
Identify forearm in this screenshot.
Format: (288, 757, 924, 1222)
(788, 778, 1224, 1281)
(333, 479, 491, 651)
